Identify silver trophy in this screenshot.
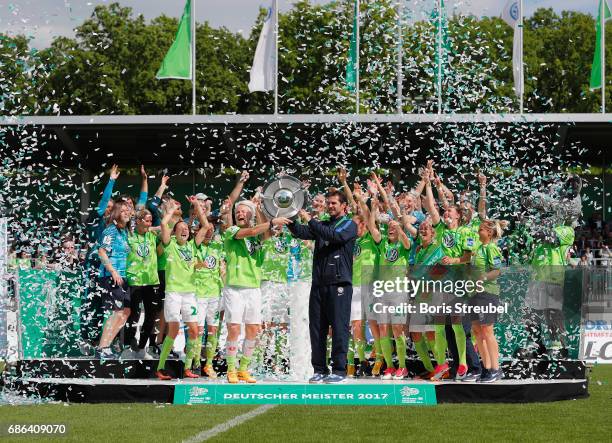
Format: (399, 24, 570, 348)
(261, 175, 309, 220)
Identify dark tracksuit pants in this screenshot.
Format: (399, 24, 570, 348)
(309, 284, 352, 376)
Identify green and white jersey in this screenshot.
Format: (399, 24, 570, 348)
(410, 238, 447, 283)
(163, 237, 197, 293)
(435, 222, 477, 260)
(472, 242, 503, 295)
(377, 234, 412, 282)
(462, 216, 482, 250)
(223, 225, 262, 288)
(531, 225, 575, 284)
(126, 231, 160, 286)
(194, 241, 224, 299)
(353, 232, 379, 286)
(261, 235, 290, 283)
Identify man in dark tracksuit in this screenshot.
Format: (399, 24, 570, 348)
(288, 190, 357, 383)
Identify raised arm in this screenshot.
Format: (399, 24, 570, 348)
(227, 171, 249, 207)
(234, 217, 291, 240)
(423, 169, 441, 226)
(338, 168, 358, 214)
(391, 220, 412, 250)
(478, 172, 487, 220)
(353, 184, 370, 221)
(160, 201, 178, 246)
(367, 194, 382, 243)
(189, 196, 210, 246)
(136, 165, 148, 210)
(96, 165, 119, 216)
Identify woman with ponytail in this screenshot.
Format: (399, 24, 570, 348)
(469, 219, 508, 383)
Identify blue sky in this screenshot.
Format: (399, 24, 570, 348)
(0, 0, 600, 48)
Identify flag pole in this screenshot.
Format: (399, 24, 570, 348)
(356, 0, 360, 114)
(274, 0, 279, 115)
(396, 0, 403, 114)
(191, 0, 196, 115)
(519, 0, 524, 114)
(437, 0, 442, 114)
(601, 0, 606, 114)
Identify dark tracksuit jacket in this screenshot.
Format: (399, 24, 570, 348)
(288, 215, 357, 375)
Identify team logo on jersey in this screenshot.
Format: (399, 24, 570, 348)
(136, 244, 150, 258)
(353, 244, 362, 257)
(274, 239, 286, 253)
(386, 248, 399, 262)
(204, 256, 217, 269)
(178, 247, 193, 262)
(245, 239, 257, 256)
(443, 233, 456, 249)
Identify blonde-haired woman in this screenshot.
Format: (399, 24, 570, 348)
(469, 219, 508, 383)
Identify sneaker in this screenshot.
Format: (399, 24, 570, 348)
(347, 364, 356, 378)
(324, 374, 346, 384)
(79, 341, 95, 357)
(169, 350, 181, 360)
(227, 370, 239, 384)
(382, 368, 396, 380)
(184, 368, 200, 379)
(96, 347, 117, 362)
(491, 369, 504, 382)
(203, 365, 218, 379)
(462, 371, 482, 382)
(120, 348, 136, 360)
(148, 345, 161, 359)
(430, 363, 449, 381)
(133, 348, 154, 360)
(191, 366, 202, 377)
(371, 360, 384, 377)
(237, 370, 257, 383)
(356, 361, 369, 378)
(479, 369, 494, 383)
(308, 373, 326, 384)
(394, 368, 409, 380)
(455, 364, 468, 381)
(155, 369, 173, 380)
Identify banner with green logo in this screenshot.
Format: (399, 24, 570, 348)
(174, 383, 436, 405)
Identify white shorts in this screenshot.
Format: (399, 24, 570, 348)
(224, 286, 262, 325)
(350, 286, 363, 322)
(197, 297, 221, 328)
(261, 280, 289, 324)
(164, 292, 198, 323)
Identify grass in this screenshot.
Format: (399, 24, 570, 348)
(1, 365, 611, 443)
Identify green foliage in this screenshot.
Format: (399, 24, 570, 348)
(0, 2, 610, 115)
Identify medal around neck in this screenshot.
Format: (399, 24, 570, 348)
(262, 175, 308, 220)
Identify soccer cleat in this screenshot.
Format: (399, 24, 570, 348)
(227, 370, 239, 384)
(203, 365, 218, 379)
(324, 374, 346, 384)
(430, 363, 450, 381)
(382, 367, 396, 380)
(184, 368, 200, 379)
(308, 373, 326, 384)
(455, 364, 468, 381)
(371, 360, 384, 377)
(347, 364, 356, 378)
(237, 370, 257, 383)
(393, 368, 409, 380)
(155, 369, 172, 380)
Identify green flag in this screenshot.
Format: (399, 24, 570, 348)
(346, 0, 358, 92)
(590, 0, 611, 89)
(156, 0, 192, 80)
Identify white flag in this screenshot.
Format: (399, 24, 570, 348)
(502, 0, 523, 95)
(248, 2, 277, 92)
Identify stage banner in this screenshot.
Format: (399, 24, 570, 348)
(18, 269, 83, 358)
(174, 383, 437, 405)
(579, 267, 612, 363)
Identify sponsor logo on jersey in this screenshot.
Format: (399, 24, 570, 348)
(204, 256, 217, 269)
(386, 247, 399, 262)
(136, 243, 150, 258)
(443, 233, 456, 249)
(178, 247, 193, 262)
(466, 237, 474, 248)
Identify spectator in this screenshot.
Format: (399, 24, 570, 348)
(578, 255, 589, 267)
(585, 247, 594, 265)
(600, 245, 611, 267)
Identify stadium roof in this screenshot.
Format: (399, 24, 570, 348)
(0, 113, 609, 171)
